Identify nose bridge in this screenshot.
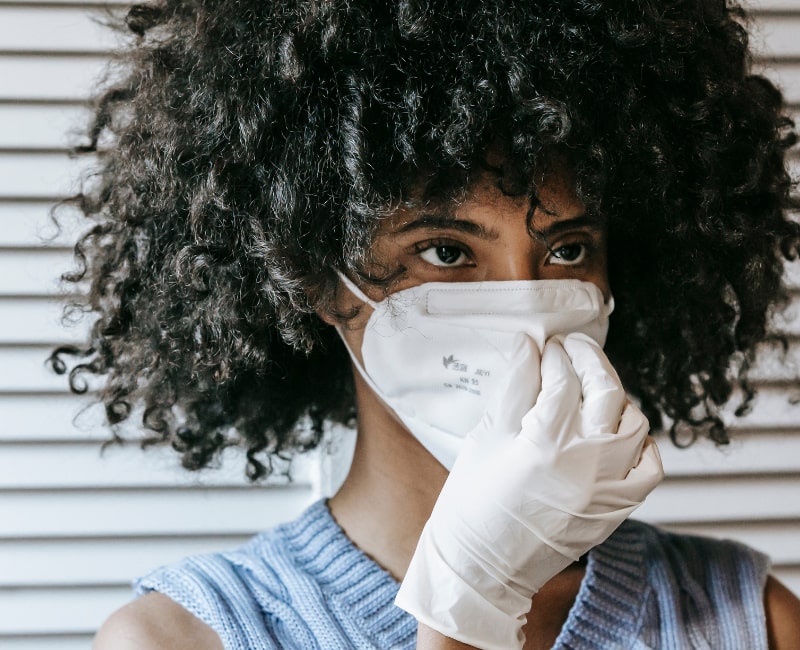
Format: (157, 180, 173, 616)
(489, 227, 541, 281)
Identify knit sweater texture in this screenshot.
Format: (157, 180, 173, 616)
(135, 499, 770, 649)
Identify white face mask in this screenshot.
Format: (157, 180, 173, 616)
(336, 273, 614, 469)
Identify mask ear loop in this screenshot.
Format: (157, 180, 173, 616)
(332, 269, 384, 391)
(333, 270, 424, 451)
(336, 270, 380, 309)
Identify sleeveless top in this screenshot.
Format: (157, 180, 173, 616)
(134, 499, 771, 649)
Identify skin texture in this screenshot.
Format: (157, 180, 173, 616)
(92, 592, 223, 650)
(92, 168, 800, 648)
(765, 577, 800, 649)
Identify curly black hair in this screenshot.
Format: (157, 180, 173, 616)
(52, 0, 799, 480)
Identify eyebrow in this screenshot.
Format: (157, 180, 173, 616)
(530, 213, 605, 241)
(394, 214, 500, 240)
(395, 211, 604, 241)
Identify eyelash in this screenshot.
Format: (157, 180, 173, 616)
(411, 236, 596, 269)
(412, 239, 474, 268)
(545, 240, 593, 266)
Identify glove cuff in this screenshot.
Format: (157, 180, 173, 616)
(395, 524, 530, 650)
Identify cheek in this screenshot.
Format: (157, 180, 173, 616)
(597, 251, 611, 302)
(580, 236, 610, 302)
(583, 264, 611, 304)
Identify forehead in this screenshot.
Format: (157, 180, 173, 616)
(386, 160, 586, 232)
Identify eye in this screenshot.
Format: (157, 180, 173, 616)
(547, 243, 587, 266)
(419, 244, 470, 267)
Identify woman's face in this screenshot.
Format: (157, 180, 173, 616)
(334, 165, 609, 354)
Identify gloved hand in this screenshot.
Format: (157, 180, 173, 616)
(394, 332, 664, 650)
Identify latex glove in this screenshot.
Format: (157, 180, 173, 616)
(395, 333, 664, 650)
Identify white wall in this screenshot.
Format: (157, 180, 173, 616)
(0, 1, 798, 648)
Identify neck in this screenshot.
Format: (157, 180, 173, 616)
(326, 369, 586, 644)
(327, 371, 448, 581)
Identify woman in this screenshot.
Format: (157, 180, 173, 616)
(55, 0, 800, 647)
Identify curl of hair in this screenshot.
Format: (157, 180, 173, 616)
(52, 0, 799, 479)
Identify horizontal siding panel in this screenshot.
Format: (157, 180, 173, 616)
(0, 636, 92, 650)
(789, 153, 800, 186)
(0, 202, 83, 249)
(0, 535, 793, 637)
(0, 5, 791, 60)
(0, 105, 92, 151)
(0, 545, 795, 639)
(775, 567, 800, 600)
(754, 61, 800, 104)
(0, 273, 794, 344)
(0, 6, 124, 54)
(0, 250, 77, 296)
(1, 387, 794, 444)
(0, 486, 315, 538)
(663, 520, 800, 565)
(0, 152, 92, 199)
(0, 7, 792, 60)
(1, 0, 128, 4)
(6, 433, 800, 490)
(0, 55, 109, 102)
(750, 15, 800, 59)
(784, 259, 800, 289)
(4, 341, 798, 396)
(0, 536, 250, 587)
(772, 291, 800, 335)
(3, 247, 793, 305)
(0, 298, 89, 345)
(0, 18, 791, 106)
(0, 347, 72, 393)
(0, 443, 304, 489)
(0, 0, 774, 9)
(636, 475, 800, 524)
(657, 430, 800, 477)
(0, 394, 106, 442)
(0, 254, 794, 313)
(0, 562, 795, 640)
(727, 385, 800, 430)
(749, 338, 800, 383)
(0, 395, 309, 446)
(3, 434, 800, 489)
(2, 478, 796, 538)
(4, 523, 796, 589)
(0, 585, 129, 635)
(9, 293, 799, 347)
(747, 0, 800, 11)
(0, 340, 800, 412)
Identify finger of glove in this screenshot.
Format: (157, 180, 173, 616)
(592, 401, 651, 483)
(572, 403, 657, 508)
(562, 333, 626, 437)
(518, 338, 580, 446)
(621, 435, 665, 501)
(473, 333, 542, 443)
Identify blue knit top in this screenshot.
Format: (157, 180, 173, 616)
(134, 499, 770, 649)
